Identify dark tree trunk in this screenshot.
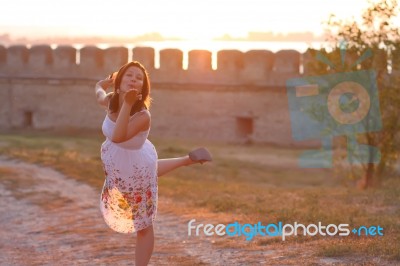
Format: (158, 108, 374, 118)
(358, 163, 375, 189)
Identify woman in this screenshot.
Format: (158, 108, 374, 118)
(94, 61, 211, 266)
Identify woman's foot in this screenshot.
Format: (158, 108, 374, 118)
(188, 148, 212, 164)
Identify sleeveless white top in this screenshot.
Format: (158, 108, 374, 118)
(101, 110, 150, 150)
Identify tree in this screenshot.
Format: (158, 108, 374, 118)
(308, 0, 400, 188)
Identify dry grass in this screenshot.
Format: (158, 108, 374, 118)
(0, 129, 399, 262)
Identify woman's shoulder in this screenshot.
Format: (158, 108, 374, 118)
(137, 108, 151, 116)
(128, 109, 151, 131)
(140, 108, 151, 116)
(129, 109, 151, 121)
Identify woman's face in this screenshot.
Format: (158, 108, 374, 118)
(119, 66, 144, 94)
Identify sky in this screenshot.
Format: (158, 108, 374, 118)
(0, 0, 377, 40)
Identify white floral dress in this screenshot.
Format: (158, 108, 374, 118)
(100, 109, 158, 233)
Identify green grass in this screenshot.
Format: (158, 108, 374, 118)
(0, 129, 399, 261)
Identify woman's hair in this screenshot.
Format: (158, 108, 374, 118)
(108, 61, 151, 115)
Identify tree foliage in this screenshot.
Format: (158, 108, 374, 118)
(308, 0, 400, 188)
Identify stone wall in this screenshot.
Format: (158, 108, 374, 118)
(0, 45, 394, 146)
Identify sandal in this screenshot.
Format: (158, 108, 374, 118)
(189, 148, 212, 164)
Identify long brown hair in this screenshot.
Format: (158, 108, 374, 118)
(109, 61, 151, 115)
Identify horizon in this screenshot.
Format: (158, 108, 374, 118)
(0, 30, 327, 45)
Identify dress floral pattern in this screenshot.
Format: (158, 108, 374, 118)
(99, 110, 158, 233)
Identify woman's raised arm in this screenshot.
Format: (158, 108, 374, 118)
(95, 79, 114, 107)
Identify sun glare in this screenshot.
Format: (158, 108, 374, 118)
(0, 0, 378, 41)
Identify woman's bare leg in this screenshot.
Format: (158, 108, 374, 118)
(135, 225, 154, 266)
(157, 155, 194, 177)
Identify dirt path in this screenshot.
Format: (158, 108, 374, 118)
(0, 157, 395, 266)
(0, 157, 284, 265)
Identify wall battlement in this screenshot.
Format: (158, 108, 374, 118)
(0, 45, 308, 86)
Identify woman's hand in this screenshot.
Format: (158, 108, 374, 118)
(123, 89, 142, 106)
(96, 78, 114, 91)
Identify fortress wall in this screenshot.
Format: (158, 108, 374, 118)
(1, 78, 103, 129)
(0, 44, 394, 146)
(148, 86, 293, 145)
